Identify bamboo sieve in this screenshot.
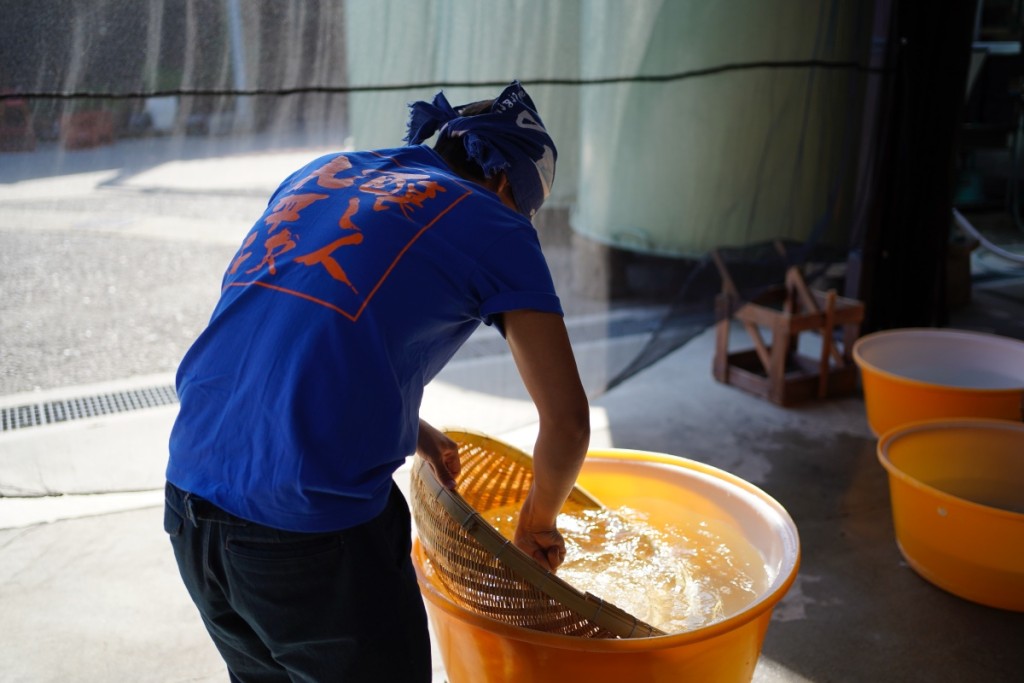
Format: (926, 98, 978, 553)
(410, 428, 665, 639)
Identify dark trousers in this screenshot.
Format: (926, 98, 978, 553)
(164, 481, 431, 683)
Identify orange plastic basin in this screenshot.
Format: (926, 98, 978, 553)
(877, 419, 1024, 611)
(413, 448, 800, 683)
(853, 328, 1024, 436)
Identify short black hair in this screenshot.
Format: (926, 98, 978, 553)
(433, 99, 493, 183)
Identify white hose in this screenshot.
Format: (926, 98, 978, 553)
(951, 208, 1024, 265)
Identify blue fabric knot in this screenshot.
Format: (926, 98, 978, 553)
(405, 81, 556, 218)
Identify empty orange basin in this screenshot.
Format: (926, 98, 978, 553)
(853, 328, 1024, 436)
(877, 419, 1024, 611)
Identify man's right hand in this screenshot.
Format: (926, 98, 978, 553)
(514, 523, 568, 572)
(513, 488, 568, 572)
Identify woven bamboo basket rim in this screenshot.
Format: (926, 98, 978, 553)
(412, 428, 665, 639)
(444, 427, 605, 508)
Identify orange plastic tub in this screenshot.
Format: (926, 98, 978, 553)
(877, 419, 1024, 611)
(413, 449, 800, 683)
(853, 328, 1024, 436)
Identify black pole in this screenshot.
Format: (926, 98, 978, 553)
(854, 0, 979, 332)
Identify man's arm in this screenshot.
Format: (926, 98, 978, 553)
(502, 309, 590, 571)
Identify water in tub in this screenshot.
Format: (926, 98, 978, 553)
(486, 505, 770, 633)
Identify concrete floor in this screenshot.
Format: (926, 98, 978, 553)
(1, 138, 1022, 681)
(2, 288, 1023, 681)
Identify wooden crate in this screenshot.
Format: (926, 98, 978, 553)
(712, 255, 864, 406)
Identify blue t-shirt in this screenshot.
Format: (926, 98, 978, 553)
(167, 145, 562, 532)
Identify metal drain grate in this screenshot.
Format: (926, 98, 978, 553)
(1, 385, 179, 432)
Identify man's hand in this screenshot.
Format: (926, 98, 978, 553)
(416, 419, 461, 489)
(513, 515, 568, 572)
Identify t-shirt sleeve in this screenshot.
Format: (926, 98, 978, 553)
(472, 227, 563, 326)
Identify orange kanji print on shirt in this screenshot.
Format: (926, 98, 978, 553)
(338, 197, 360, 231)
(294, 231, 364, 294)
(359, 171, 447, 218)
(224, 151, 474, 322)
(290, 155, 357, 191)
(246, 228, 299, 276)
(228, 193, 325, 276)
(229, 232, 259, 275)
(264, 193, 327, 234)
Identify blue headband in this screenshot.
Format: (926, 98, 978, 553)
(404, 81, 556, 218)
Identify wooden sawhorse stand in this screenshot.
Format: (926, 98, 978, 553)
(711, 250, 864, 406)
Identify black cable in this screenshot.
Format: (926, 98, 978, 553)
(1, 59, 890, 101)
